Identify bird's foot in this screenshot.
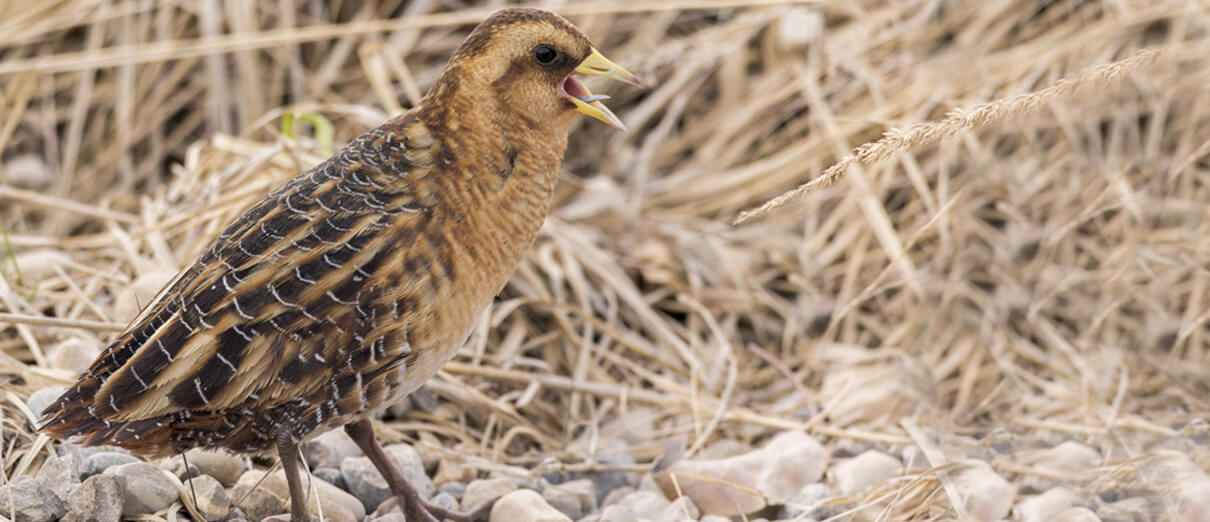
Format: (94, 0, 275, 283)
(374, 494, 497, 522)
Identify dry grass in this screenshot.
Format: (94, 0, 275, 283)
(2, 0, 1210, 520)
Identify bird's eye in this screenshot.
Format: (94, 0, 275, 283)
(532, 45, 559, 66)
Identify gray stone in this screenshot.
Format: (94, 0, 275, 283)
(313, 467, 346, 490)
(234, 469, 363, 522)
(543, 479, 596, 519)
(440, 480, 467, 500)
(546, 441, 637, 504)
(104, 461, 179, 515)
(0, 476, 69, 522)
(341, 456, 391, 513)
(830, 450, 903, 495)
(782, 482, 835, 519)
(656, 496, 700, 521)
(303, 430, 363, 470)
(465, 477, 519, 510)
(598, 505, 640, 522)
(182, 474, 230, 521)
(490, 489, 571, 522)
(46, 338, 100, 375)
(26, 387, 65, 422)
(228, 484, 283, 521)
(384, 443, 435, 499)
(600, 486, 635, 507)
(431, 491, 460, 511)
(182, 449, 244, 487)
(65, 474, 123, 522)
(34, 452, 79, 501)
(82, 452, 140, 479)
(617, 490, 670, 519)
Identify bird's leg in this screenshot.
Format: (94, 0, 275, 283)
(276, 433, 311, 522)
(343, 418, 496, 522)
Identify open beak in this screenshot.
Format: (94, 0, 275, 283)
(561, 48, 641, 132)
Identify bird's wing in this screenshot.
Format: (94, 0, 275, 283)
(44, 120, 426, 428)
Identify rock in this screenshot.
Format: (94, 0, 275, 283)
(656, 496, 700, 521)
(490, 490, 572, 522)
(782, 483, 835, 519)
(830, 450, 904, 495)
(653, 430, 827, 516)
(1053, 507, 1102, 521)
(46, 338, 101, 375)
(0, 476, 69, 522)
(341, 456, 392, 513)
(546, 440, 637, 504)
(57, 441, 129, 463)
(1020, 441, 1101, 474)
(699, 516, 730, 522)
(313, 467, 346, 490)
(159, 457, 200, 481)
(434, 456, 477, 485)
(26, 387, 66, 422)
(234, 469, 364, 522)
(617, 490, 670, 519)
(182, 474, 230, 521)
(182, 449, 243, 486)
(65, 474, 124, 522)
(465, 477, 519, 510)
(440, 481, 467, 500)
(699, 439, 752, 460)
(228, 484, 283, 521)
(431, 491, 460, 511)
(1015, 487, 1078, 522)
(2, 154, 54, 189)
(104, 461, 178, 515)
(819, 358, 933, 426)
(35, 452, 80, 500)
(950, 461, 1013, 521)
(600, 486, 635, 507)
(303, 430, 363, 471)
(598, 505, 639, 522)
(112, 270, 177, 322)
(82, 452, 140, 479)
(384, 443, 435, 499)
(370, 514, 408, 522)
(543, 479, 595, 519)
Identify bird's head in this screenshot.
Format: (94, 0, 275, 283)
(431, 7, 641, 133)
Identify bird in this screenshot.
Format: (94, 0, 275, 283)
(38, 7, 640, 522)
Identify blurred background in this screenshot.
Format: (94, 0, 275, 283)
(2, 1, 1210, 520)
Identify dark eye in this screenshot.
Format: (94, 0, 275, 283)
(532, 45, 559, 66)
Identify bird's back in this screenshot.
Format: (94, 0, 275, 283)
(40, 108, 562, 456)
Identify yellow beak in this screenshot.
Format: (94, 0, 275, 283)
(566, 48, 641, 132)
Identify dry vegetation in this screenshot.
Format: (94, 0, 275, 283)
(1, 0, 1209, 520)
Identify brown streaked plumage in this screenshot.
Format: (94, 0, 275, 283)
(39, 7, 639, 522)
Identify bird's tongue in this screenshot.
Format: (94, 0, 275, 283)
(563, 76, 610, 104)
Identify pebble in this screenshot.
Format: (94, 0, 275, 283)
(235, 469, 365, 522)
(782, 482, 835, 519)
(1015, 487, 1077, 522)
(598, 505, 639, 522)
(64, 475, 123, 522)
(653, 430, 827, 516)
(440, 480, 467, 500)
(616, 490, 670, 519)
(831, 450, 904, 495)
(160, 458, 200, 481)
(313, 467, 347, 490)
(182, 449, 244, 486)
(111, 270, 176, 322)
(545, 440, 637, 504)
(183, 474, 230, 521)
(57, 441, 128, 463)
(699, 516, 730, 522)
(490, 489, 572, 522)
(104, 461, 179, 515)
(0, 476, 69, 522)
(542, 478, 596, 519)
(465, 477, 519, 510)
(430, 491, 460, 511)
(656, 496, 700, 521)
(951, 461, 1013, 521)
(385, 443, 435, 499)
(341, 456, 393, 513)
(46, 337, 101, 374)
(26, 387, 66, 422)
(303, 430, 364, 470)
(2, 154, 54, 189)
(1024, 441, 1101, 474)
(1054, 507, 1102, 521)
(82, 452, 141, 479)
(229, 484, 284, 521)
(600, 486, 635, 507)
(35, 452, 80, 501)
